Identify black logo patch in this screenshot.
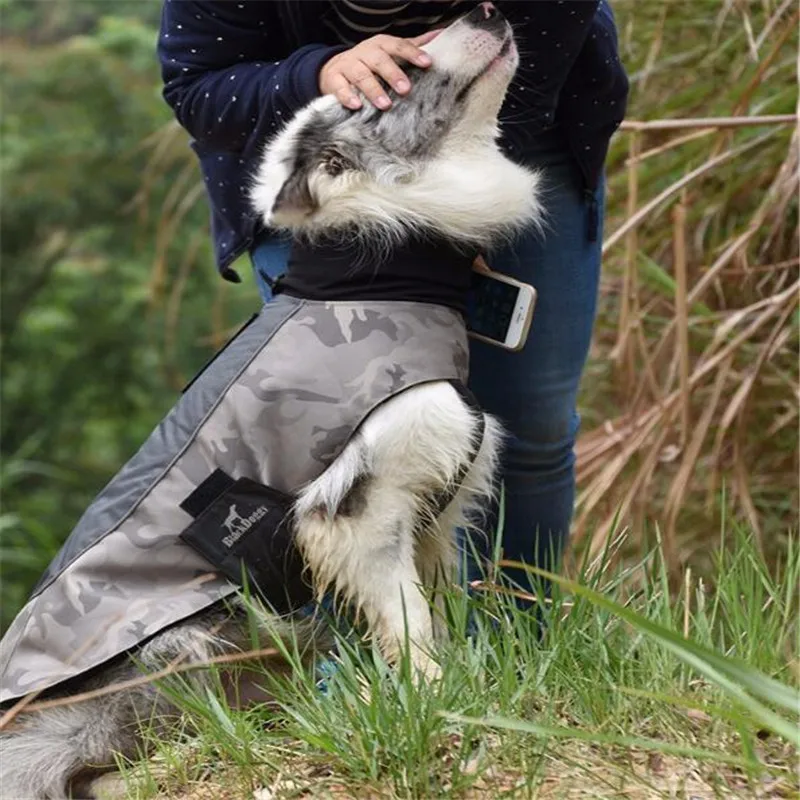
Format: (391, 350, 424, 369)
(179, 472, 312, 614)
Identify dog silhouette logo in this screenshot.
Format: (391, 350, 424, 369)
(221, 502, 269, 548)
(222, 504, 247, 537)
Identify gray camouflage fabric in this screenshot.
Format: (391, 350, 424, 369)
(0, 295, 468, 703)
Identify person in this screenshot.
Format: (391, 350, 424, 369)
(157, 1, 629, 600)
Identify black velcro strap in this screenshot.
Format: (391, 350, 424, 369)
(179, 475, 312, 614)
(180, 469, 236, 519)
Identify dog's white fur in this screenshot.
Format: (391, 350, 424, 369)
(294, 382, 504, 675)
(0, 9, 543, 799)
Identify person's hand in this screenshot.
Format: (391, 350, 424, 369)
(319, 31, 440, 111)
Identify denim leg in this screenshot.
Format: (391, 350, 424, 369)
(250, 235, 292, 303)
(466, 136, 604, 597)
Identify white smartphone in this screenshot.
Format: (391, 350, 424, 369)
(466, 260, 537, 352)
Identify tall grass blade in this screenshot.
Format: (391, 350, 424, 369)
(499, 560, 800, 744)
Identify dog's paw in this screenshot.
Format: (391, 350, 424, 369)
(88, 772, 129, 800)
(412, 653, 443, 683)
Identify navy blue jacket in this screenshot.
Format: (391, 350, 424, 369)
(158, 1, 628, 280)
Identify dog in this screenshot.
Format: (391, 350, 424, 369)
(0, 5, 541, 798)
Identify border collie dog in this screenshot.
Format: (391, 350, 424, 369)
(0, 5, 541, 798)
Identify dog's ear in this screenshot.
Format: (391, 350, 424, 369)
(270, 170, 318, 220)
(270, 143, 360, 221)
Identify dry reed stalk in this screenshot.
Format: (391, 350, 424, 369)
(765, 402, 799, 438)
(577, 400, 676, 528)
(672, 190, 691, 448)
(712, 0, 737, 46)
(164, 232, 203, 389)
(733, 434, 763, 548)
(632, 314, 662, 408)
(638, 0, 670, 93)
(664, 357, 732, 546)
(730, 10, 799, 116)
(688, 285, 795, 393)
(6, 644, 281, 720)
(134, 122, 200, 305)
(688, 142, 796, 307)
(128, 121, 187, 228)
(614, 298, 665, 421)
(735, 0, 760, 61)
(155, 162, 200, 239)
(725, 257, 799, 274)
(625, 127, 717, 167)
(755, 0, 795, 50)
(210, 278, 229, 352)
(705, 301, 798, 516)
(683, 566, 692, 639)
(602, 129, 775, 255)
(705, 285, 797, 365)
(470, 577, 577, 616)
(619, 114, 796, 132)
(575, 423, 629, 481)
(150, 178, 206, 309)
(757, 130, 799, 259)
(576, 412, 656, 483)
(612, 132, 641, 387)
(583, 530, 631, 578)
(609, 127, 793, 422)
(706, 11, 797, 163)
(587, 423, 674, 563)
(631, 426, 659, 538)
(711, 11, 800, 161)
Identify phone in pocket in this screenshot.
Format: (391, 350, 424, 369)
(466, 259, 537, 351)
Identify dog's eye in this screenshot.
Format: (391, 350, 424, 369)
(324, 155, 350, 177)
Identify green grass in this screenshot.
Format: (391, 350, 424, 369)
(110, 522, 798, 799)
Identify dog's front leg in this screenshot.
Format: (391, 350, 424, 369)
(295, 482, 439, 679)
(414, 515, 458, 648)
(294, 382, 502, 680)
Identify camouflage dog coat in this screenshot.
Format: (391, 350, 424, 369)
(0, 295, 468, 703)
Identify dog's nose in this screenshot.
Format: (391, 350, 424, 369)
(464, 2, 505, 32)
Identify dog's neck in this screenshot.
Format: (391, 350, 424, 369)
(274, 234, 479, 314)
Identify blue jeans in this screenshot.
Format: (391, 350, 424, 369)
(251, 130, 603, 601)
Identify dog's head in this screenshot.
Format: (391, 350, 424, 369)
(250, 3, 541, 248)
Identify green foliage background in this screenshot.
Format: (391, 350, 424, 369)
(0, 2, 261, 628)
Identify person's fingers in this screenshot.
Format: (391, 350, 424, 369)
(473, 254, 492, 273)
(344, 61, 391, 109)
(325, 70, 362, 109)
(321, 31, 440, 111)
(409, 29, 442, 49)
(362, 50, 412, 95)
(385, 36, 433, 68)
